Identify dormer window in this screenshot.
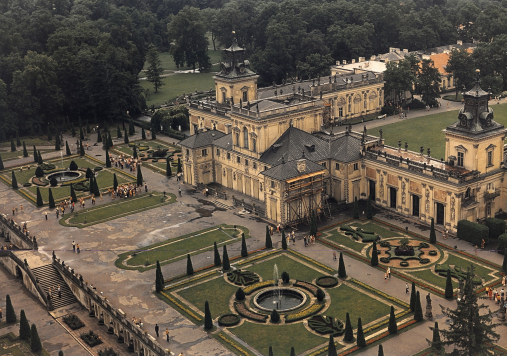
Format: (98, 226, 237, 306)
(457, 152, 464, 167)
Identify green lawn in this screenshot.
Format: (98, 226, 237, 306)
(230, 321, 328, 356)
(142, 51, 223, 72)
(178, 277, 237, 317)
(7, 167, 37, 185)
(114, 141, 177, 157)
(0, 148, 53, 161)
(325, 284, 392, 328)
(60, 192, 175, 227)
(409, 269, 459, 290)
(323, 228, 366, 252)
(350, 221, 403, 239)
(444, 254, 497, 282)
(126, 227, 239, 267)
(247, 255, 325, 282)
(0, 136, 53, 148)
(0, 332, 50, 356)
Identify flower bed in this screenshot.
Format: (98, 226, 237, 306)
(218, 314, 241, 327)
(285, 303, 324, 322)
(32, 177, 48, 186)
(308, 315, 345, 336)
(293, 280, 319, 296)
(80, 330, 103, 347)
(316, 276, 339, 288)
(227, 270, 260, 286)
(98, 347, 117, 356)
(234, 302, 267, 323)
(63, 314, 85, 330)
(243, 280, 274, 295)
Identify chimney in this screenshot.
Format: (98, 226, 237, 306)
(457, 40, 463, 45)
(342, 60, 347, 65)
(297, 159, 306, 173)
(351, 59, 356, 64)
(359, 57, 365, 62)
(370, 55, 376, 61)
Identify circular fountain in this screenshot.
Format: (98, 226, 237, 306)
(253, 287, 306, 312)
(46, 171, 81, 182)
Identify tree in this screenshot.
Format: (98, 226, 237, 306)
(384, 58, 418, 103)
(388, 305, 397, 334)
(428, 321, 442, 352)
(356, 317, 366, 347)
(186, 254, 193, 275)
(296, 53, 333, 80)
(213, 242, 221, 266)
(47, 129, 52, 141)
(177, 158, 182, 174)
(168, 6, 211, 71)
(265, 225, 273, 248)
(338, 252, 347, 278)
(344, 312, 354, 342)
(113, 173, 118, 191)
(70, 185, 77, 203)
(353, 197, 359, 219)
(155, 260, 164, 292)
(204, 301, 213, 329)
(124, 130, 129, 144)
(71, 126, 76, 137)
(30, 324, 42, 352)
(146, 45, 164, 93)
(222, 245, 230, 270)
(36, 187, 43, 206)
(38, 150, 43, 164)
(33, 145, 38, 162)
(105, 150, 111, 168)
(410, 282, 416, 311)
(268, 346, 273, 356)
(133, 145, 138, 159)
(447, 48, 475, 98)
(16, 132, 20, 147)
(48, 188, 55, 208)
(270, 309, 280, 323)
(93, 177, 100, 196)
(10, 137, 15, 152)
(55, 134, 60, 150)
(79, 140, 85, 156)
(137, 166, 143, 186)
(22, 141, 28, 157)
(502, 249, 507, 273)
(6, 295, 16, 323)
(129, 120, 135, 136)
(328, 335, 337, 356)
(378, 344, 384, 356)
(290, 347, 296, 356)
(19, 310, 31, 340)
(433, 267, 500, 355)
(366, 196, 373, 219)
(281, 229, 287, 250)
(97, 129, 102, 143)
(11, 171, 18, 189)
(117, 126, 122, 138)
(152, 129, 156, 140)
(79, 127, 84, 140)
(241, 233, 248, 257)
(445, 269, 454, 299)
(142, 127, 146, 140)
(414, 291, 423, 321)
(166, 157, 172, 176)
(429, 218, 436, 244)
(108, 133, 113, 148)
(0, 155, 3, 170)
(235, 288, 245, 300)
(65, 141, 71, 156)
(415, 59, 441, 106)
(371, 241, 378, 266)
(59, 351, 63, 356)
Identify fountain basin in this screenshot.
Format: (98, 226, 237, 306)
(253, 287, 306, 312)
(46, 171, 82, 183)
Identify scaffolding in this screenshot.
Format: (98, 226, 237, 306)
(284, 172, 329, 226)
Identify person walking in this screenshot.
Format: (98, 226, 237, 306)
(387, 267, 391, 279)
(72, 241, 76, 252)
(165, 328, 169, 342)
(145, 183, 148, 192)
(155, 324, 159, 337)
(76, 243, 80, 253)
(178, 187, 181, 196)
(56, 209, 59, 218)
(333, 251, 337, 260)
(45, 211, 48, 220)
(405, 283, 409, 294)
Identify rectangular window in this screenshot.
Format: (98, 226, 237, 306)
(322, 162, 327, 168)
(243, 91, 248, 102)
(339, 107, 343, 117)
(186, 149, 189, 156)
(237, 156, 241, 164)
(457, 152, 464, 167)
(252, 138, 256, 152)
(264, 166, 268, 171)
(201, 149, 208, 156)
(271, 181, 275, 188)
(253, 162, 257, 169)
(353, 163, 358, 170)
(227, 152, 231, 160)
(216, 149, 220, 156)
(245, 159, 249, 166)
(335, 163, 340, 170)
(488, 151, 493, 166)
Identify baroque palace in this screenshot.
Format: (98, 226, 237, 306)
(180, 38, 505, 232)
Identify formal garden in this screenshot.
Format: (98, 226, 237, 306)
(115, 224, 249, 272)
(318, 219, 502, 298)
(0, 155, 136, 206)
(157, 249, 417, 356)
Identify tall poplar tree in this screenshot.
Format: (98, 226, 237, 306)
(146, 45, 164, 93)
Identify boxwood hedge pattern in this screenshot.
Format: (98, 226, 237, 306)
(315, 276, 339, 288)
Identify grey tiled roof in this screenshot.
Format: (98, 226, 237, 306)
(179, 130, 226, 149)
(329, 135, 363, 162)
(260, 159, 326, 181)
(214, 134, 233, 151)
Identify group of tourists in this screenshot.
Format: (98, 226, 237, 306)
(11, 205, 23, 215)
(0, 244, 14, 250)
(131, 317, 143, 328)
(110, 183, 141, 199)
(72, 241, 80, 253)
(46, 285, 61, 300)
(112, 154, 141, 173)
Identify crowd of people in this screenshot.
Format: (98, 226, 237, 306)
(110, 183, 142, 199)
(112, 154, 140, 173)
(46, 285, 62, 300)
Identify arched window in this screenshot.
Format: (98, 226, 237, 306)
(465, 187, 471, 198)
(243, 127, 249, 149)
(235, 133, 240, 146)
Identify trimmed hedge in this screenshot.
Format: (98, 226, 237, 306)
(498, 233, 507, 254)
(218, 314, 240, 327)
(457, 220, 489, 245)
(485, 218, 505, 239)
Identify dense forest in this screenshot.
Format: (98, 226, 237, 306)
(2, 0, 507, 138)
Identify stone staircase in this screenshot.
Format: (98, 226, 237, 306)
(213, 199, 233, 210)
(31, 264, 78, 310)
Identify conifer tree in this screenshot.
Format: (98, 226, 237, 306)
(265, 225, 273, 248)
(47, 129, 52, 141)
(343, 312, 354, 342)
(10, 137, 16, 152)
(371, 240, 378, 266)
(59, 351, 64, 356)
(155, 260, 164, 292)
(105, 150, 111, 168)
(55, 135, 60, 150)
(328, 335, 337, 356)
(0, 155, 3, 170)
(0, 129, 5, 142)
(213, 242, 221, 266)
(23, 141, 28, 157)
(186, 254, 193, 275)
(11, 171, 18, 189)
(36, 187, 43, 206)
(113, 173, 118, 191)
(117, 126, 122, 138)
(166, 157, 172, 176)
(133, 145, 138, 159)
(16, 132, 21, 146)
(414, 291, 423, 321)
(71, 126, 76, 137)
(97, 129, 102, 143)
(129, 120, 135, 135)
(108, 132, 113, 147)
(204, 301, 213, 329)
(142, 127, 146, 140)
(6, 295, 16, 323)
(222, 245, 230, 270)
(366, 196, 373, 219)
(502, 249, 507, 273)
(445, 269, 454, 299)
(152, 128, 156, 140)
(79, 140, 85, 156)
(30, 324, 42, 352)
(38, 150, 43, 164)
(70, 185, 77, 203)
(48, 188, 55, 208)
(124, 130, 129, 144)
(434, 268, 500, 355)
(268, 346, 273, 356)
(353, 197, 359, 219)
(65, 141, 71, 156)
(177, 158, 182, 173)
(270, 309, 280, 323)
(79, 127, 84, 140)
(137, 166, 143, 186)
(428, 321, 442, 352)
(388, 305, 397, 334)
(86, 122, 91, 133)
(410, 282, 416, 311)
(19, 310, 31, 340)
(338, 252, 347, 278)
(33, 145, 38, 162)
(356, 317, 366, 347)
(281, 229, 287, 249)
(241, 233, 248, 257)
(290, 347, 296, 356)
(378, 344, 384, 356)
(429, 218, 436, 244)
(93, 177, 100, 196)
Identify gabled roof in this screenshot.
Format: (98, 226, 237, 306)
(260, 159, 326, 181)
(179, 130, 226, 149)
(329, 135, 363, 162)
(214, 133, 233, 151)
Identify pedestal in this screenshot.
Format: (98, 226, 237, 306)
(498, 308, 506, 322)
(425, 305, 433, 319)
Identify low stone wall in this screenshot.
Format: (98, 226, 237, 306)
(0, 251, 49, 308)
(53, 256, 171, 356)
(0, 214, 36, 250)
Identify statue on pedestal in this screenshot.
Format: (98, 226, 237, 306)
(425, 293, 433, 319)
